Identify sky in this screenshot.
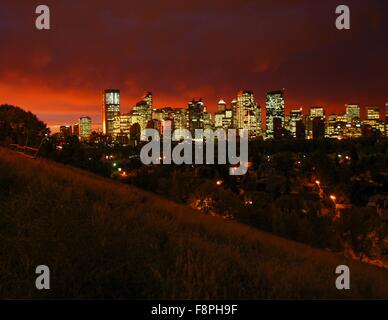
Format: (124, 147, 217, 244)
(0, 0, 387, 130)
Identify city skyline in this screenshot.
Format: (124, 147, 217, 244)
(53, 87, 387, 133)
(0, 0, 387, 128)
(53, 88, 388, 144)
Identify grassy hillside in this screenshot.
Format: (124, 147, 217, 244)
(0, 147, 387, 299)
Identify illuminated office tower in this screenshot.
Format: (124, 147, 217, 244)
(131, 93, 153, 139)
(79, 116, 92, 141)
(215, 111, 225, 129)
(346, 104, 360, 121)
(236, 90, 261, 139)
(131, 110, 150, 140)
(327, 114, 337, 138)
(326, 114, 354, 139)
(203, 106, 213, 130)
(112, 113, 132, 144)
(215, 99, 227, 129)
(102, 89, 120, 135)
(289, 108, 303, 138)
(218, 99, 227, 112)
(309, 106, 324, 118)
(172, 108, 190, 139)
(364, 107, 383, 135)
(306, 107, 325, 139)
(266, 90, 285, 139)
(366, 107, 380, 120)
(231, 99, 238, 128)
(215, 105, 233, 131)
(236, 90, 253, 129)
(223, 108, 234, 129)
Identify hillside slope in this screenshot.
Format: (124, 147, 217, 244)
(0, 147, 387, 299)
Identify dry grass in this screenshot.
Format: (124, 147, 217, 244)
(0, 147, 387, 299)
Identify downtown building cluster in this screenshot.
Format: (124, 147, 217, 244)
(59, 116, 92, 142)
(60, 89, 388, 143)
(102, 89, 265, 144)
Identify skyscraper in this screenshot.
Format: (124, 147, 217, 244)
(217, 99, 226, 112)
(312, 117, 325, 140)
(188, 99, 205, 134)
(215, 101, 233, 131)
(307, 107, 325, 139)
(266, 90, 285, 139)
(103, 89, 120, 135)
(79, 116, 92, 141)
(231, 99, 238, 128)
(346, 104, 360, 121)
(366, 107, 380, 120)
(289, 108, 303, 138)
(236, 90, 261, 139)
(113, 113, 132, 144)
(59, 125, 72, 139)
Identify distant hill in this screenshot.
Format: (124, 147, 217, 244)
(0, 147, 387, 299)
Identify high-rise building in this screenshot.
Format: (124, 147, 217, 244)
(215, 111, 225, 129)
(231, 99, 238, 128)
(327, 113, 357, 139)
(273, 117, 283, 139)
(306, 107, 325, 139)
(172, 108, 190, 139)
(289, 108, 303, 138)
(364, 107, 383, 135)
(217, 99, 226, 112)
(103, 89, 120, 135)
(266, 90, 285, 139)
(73, 123, 80, 137)
(236, 90, 261, 139)
(188, 99, 205, 134)
(59, 125, 72, 139)
(215, 102, 233, 131)
(79, 116, 92, 141)
(309, 106, 325, 118)
(132, 93, 153, 139)
(366, 107, 380, 120)
(346, 104, 360, 121)
(113, 113, 132, 144)
(312, 117, 325, 140)
(203, 106, 213, 130)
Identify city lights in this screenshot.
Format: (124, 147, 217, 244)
(216, 179, 223, 186)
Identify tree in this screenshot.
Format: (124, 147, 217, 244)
(0, 104, 49, 146)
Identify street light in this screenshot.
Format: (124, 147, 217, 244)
(330, 195, 337, 202)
